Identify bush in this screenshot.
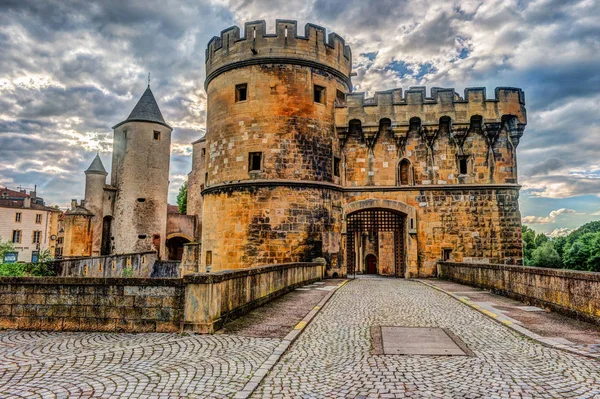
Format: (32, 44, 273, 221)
(0, 263, 26, 277)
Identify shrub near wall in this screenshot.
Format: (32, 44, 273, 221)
(438, 261, 600, 324)
(0, 277, 184, 332)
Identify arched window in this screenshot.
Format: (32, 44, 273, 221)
(398, 159, 412, 186)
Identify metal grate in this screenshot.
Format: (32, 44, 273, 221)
(346, 209, 405, 277)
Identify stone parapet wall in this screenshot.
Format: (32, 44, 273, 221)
(438, 262, 600, 324)
(0, 277, 184, 332)
(0, 262, 324, 333)
(184, 262, 325, 333)
(55, 251, 157, 278)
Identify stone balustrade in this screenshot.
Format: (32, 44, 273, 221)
(438, 261, 600, 324)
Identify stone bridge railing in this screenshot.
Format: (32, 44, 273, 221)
(183, 262, 325, 333)
(0, 262, 325, 333)
(438, 261, 600, 324)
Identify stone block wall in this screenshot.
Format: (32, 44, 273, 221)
(438, 262, 600, 324)
(184, 262, 325, 333)
(0, 277, 184, 332)
(55, 252, 157, 278)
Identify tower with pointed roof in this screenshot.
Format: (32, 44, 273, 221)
(110, 85, 172, 258)
(84, 153, 109, 255)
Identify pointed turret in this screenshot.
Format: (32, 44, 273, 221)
(85, 153, 108, 175)
(112, 86, 171, 129)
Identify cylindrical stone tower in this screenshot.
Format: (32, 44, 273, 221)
(84, 153, 108, 256)
(201, 20, 352, 271)
(111, 86, 172, 258)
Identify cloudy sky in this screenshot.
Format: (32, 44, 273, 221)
(0, 0, 598, 235)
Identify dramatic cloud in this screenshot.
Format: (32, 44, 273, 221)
(0, 0, 599, 230)
(522, 208, 577, 224)
(547, 227, 574, 238)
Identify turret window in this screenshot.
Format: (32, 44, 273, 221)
(235, 84, 247, 102)
(333, 157, 341, 177)
(249, 152, 262, 172)
(314, 85, 326, 104)
(459, 158, 468, 175)
(154, 131, 161, 140)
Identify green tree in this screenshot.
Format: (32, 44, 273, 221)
(522, 225, 537, 265)
(563, 232, 600, 272)
(177, 180, 188, 215)
(530, 241, 562, 268)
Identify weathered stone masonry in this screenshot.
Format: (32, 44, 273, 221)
(196, 20, 527, 277)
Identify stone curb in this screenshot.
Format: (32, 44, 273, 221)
(415, 279, 600, 360)
(234, 279, 349, 399)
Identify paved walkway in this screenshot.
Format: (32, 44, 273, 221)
(254, 278, 600, 398)
(1, 278, 599, 398)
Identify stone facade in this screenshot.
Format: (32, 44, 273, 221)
(195, 20, 527, 277)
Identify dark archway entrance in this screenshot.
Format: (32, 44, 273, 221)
(365, 254, 377, 274)
(166, 236, 190, 260)
(346, 208, 406, 277)
(101, 216, 112, 256)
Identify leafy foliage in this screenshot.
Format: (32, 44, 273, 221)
(523, 222, 600, 272)
(530, 241, 562, 268)
(0, 247, 55, 277)
(177, 180, 188, 215)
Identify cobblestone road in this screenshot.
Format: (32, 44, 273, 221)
(1, 278, 599, 398)
(254, 278, 600, 398)
(0, 331, 279, 398)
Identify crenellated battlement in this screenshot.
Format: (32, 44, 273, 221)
(205, 20, 353, 89)
(336, 86, 527, 128)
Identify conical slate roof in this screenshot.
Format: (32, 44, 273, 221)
(85, 153, 108, 175)
(112, 86, 172, 129)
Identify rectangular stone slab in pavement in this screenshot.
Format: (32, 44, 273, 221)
(381, 326, 467, 355)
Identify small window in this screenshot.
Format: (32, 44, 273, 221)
(35, 214, 42, 224)
(459, 156, 468, 175)
(57, 237, 64, 244)
(470, 115, 483, 132)
(201, 148, 206, 157)
(205, 172, 208, 184)
(442, 248, 452, 261)
(409, 117, 421, 132)
(314, 85, 326, 104)
(12, 230, 21, 243)
(15, 212, 21, 222)
(206, 250, 212, 266)
(153, 131, 160, 140)
(439, 116, 451, 133)
(200, 184, 205, 191)
(137, 198, 146, 203)
(333, 157, 341, 177)
(32, 231, 41, 244)
(235, 83, 247, 102)
(410, 219, 414, 229)
(336, 89, 345, 104)
(138, 234, 147, 239)
(249, 152, 262, 172)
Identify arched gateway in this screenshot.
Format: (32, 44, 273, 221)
(344, 199, 416, 278)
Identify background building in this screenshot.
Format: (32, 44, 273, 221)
(63, 86, 184, 259)
(0, 187, 61, 262)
